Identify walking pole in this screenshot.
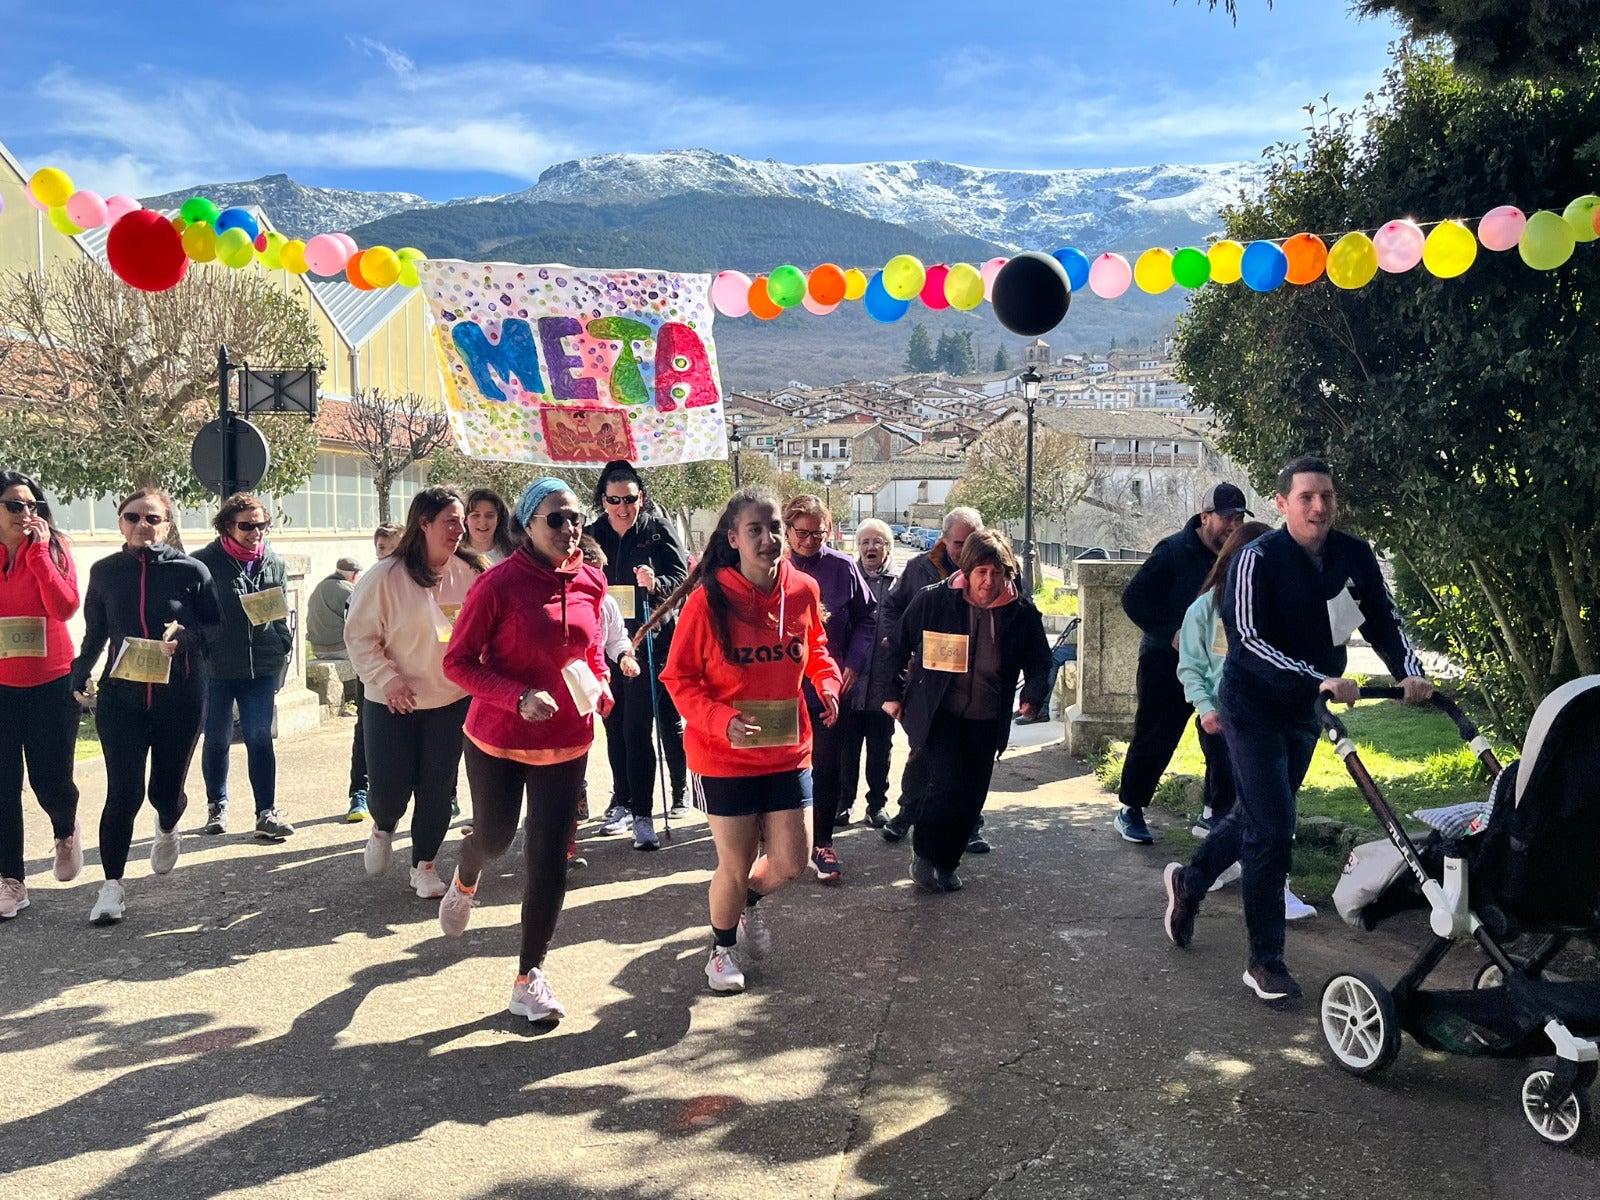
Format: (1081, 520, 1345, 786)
(640, 595, 673, 844)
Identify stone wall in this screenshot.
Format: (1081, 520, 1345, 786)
(1064, 560, 1143, 755)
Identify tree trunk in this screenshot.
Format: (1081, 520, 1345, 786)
(1547, 527, 1597, 676)
(1468, 556, 1541, 705)
(376, 471, 393, 525)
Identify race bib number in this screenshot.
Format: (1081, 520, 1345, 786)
(239, 586, 289, 626)
(736, 698, 801, 748)
(110, 637, 172, 685)
(0, 616, 47, 659)
(433, 601, 462, 643)
(1211, 619, 1229, 658)
(1327, 583, 1364, 647)
(922, 631, 970, 673)
(608, 584, 637, 621)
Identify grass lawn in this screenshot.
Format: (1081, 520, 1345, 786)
(1032, 586, 1079, 618)
(77, 714, 102, 760)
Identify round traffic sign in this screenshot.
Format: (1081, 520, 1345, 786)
(190, 414, 271, 496)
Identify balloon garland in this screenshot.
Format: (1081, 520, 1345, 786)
(16, 165, 1600, 332)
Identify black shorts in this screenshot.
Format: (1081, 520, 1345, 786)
(692, 768, 813, 818)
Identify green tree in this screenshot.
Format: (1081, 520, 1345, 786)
(905, 324, 937, 373)
(948, 418, 1090, 526)
(993, 346, 1012, 372)
(1174, 46, 1600, 730)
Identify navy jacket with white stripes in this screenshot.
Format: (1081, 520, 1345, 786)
(1219, 526, 1423, 715)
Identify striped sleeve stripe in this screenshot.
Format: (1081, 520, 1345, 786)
(1234, 545, 1327, 681)
(1379, 574, 1426, 679)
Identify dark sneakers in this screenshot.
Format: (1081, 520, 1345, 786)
(1163, 862, 1200, 948)
(937, 868, 963, 891)
(1115, 806, 1155, 844)
(1243, 964, 1303, 1003)
(910, 855, 943, 893)
(864, 805, 888, 829)
(881, 814, 911, 843)
(965, 831, 991, 855)
(202, 803, 227, 835)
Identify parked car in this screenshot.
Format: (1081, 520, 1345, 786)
(916, 528, 939, 550)
(890, 524, 906, 537)
(900, 528, 923, 546)
(1074, 546, 1110, 561)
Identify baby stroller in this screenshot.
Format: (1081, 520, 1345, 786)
(1316, 680, 1600, 1146)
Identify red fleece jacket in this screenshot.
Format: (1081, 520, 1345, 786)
(0, 538, 79, 687)
(443, 546, 608, 759)
(660, 560, 841, 778)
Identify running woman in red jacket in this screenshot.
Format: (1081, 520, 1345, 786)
(651, 486, 842, 994)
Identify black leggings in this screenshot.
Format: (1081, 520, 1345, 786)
(810, 714, 846, 850)
(363, 696, 470, 866)
(96, 681, 204, 881)
(603, 649, 686, 816)
(460, 741, 588, 974)
(911, 712, 999, 873)
(0, 675, 81, 880)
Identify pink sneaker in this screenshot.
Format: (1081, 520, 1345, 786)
(54, 823, 83, 882)
(509, 969, 566, 1022)
(438, 871, 477, 936)
(0, 878, 28, 920)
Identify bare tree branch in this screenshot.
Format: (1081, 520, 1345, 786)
(342, 389, 453, 523)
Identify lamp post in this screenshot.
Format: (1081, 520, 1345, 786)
(1021, 366, 1042, 596)
(729, 417, 743, 489)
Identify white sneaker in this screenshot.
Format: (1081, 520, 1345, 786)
(0, 878, 28, 920)
(705, 944, 746, 993)
(599, 808, 631, 836)
(1284, 884, 1318, 921)
(90, 880, 126, 925)
(410, 861, 447, 898)
(438, 871, 477, 936)
(509, 968, 566, 1022)
(53, 823, 83, 882)
(150, 824, 182, 875)
(631, 817, 660, 851)
(1209, 862, 1243, 892)
(364, 829, 393, 877)
(738, 905, 770, 960)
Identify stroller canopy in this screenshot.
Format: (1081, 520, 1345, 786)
(1515, 676, 1600, 808)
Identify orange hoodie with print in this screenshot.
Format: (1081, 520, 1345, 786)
(660, 560, 842, 779)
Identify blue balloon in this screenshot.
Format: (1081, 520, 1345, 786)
(1051, 247, 1091, 292)
(864, 272, 911, 323)
(1240, 240, 1288, 292)
(215, 207, 261, 242)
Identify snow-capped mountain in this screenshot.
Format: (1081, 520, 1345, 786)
(139, 174, 434, 240)
(516, 149, 1262, 252)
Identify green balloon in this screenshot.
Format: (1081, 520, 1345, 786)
(180, 197, 221, 228)
(767, 264, 807, 308)
(1519, 209, 1576, 271)
(216, 226, 255, 269)
(1172, 247, 1211, 289)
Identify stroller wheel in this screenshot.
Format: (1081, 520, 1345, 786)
(1520, 1068, 1589, 1146)
(1474, 962, 1505, 989)
(1320, 971, 1401, 1076)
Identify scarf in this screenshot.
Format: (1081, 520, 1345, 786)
(221, 535, 264, 563)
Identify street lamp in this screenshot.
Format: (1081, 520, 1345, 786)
(729, 417, 743, 489)
(1020, 366, 1042, 596)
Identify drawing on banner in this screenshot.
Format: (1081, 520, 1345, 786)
(419, 261, 727, 467)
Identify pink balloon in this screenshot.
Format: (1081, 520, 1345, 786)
(920, 264, 951, 310)
(801, 294, 839, 316)
(1373, 219, 1425, 273)
(304, 233, 351, 277)
(1477, 205, 1526, 253)
(65, 190, 108, 229)
(104, 195, 141, 224)
(332, 232, 359, 258)
(25, 189, 48, 212)
(1088, 253, 1133, 299)
(980, 256, 1008, 301)
(710, 270, 753, 318)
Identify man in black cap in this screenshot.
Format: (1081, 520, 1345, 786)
(1113, 482, 1250, 844)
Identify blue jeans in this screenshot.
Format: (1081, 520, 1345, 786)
(1188, 680, 1317, 970)
(1042, 643, 1075, 712)
(202, 676, 279, 813)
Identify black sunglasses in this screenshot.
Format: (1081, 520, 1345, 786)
(603, 494, 641, 506)
(120, 512, 166, 526)
(544, 511, 584, 530)
(2, 500, 39, 515)
(234, 520, 271, 532)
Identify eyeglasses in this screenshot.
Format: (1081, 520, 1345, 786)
(2, 500, 39, 515)
(120, 512, 166, 527)
(544, 511, 584, 530)
(603, 494, 641, 507)
(789, 527, 825, 542)
(234, 520, 271, 533)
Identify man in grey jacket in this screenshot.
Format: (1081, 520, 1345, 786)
(306, 558, 361, 659)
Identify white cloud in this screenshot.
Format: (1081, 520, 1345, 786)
(347, 37, 416, 77)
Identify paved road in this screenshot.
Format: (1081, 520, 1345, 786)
(4, 714, 1595, 1198)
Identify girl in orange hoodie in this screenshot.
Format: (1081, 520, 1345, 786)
(651, 487, 842, 994)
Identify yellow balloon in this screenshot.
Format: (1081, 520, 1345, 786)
(258, 231, 287, 269)
(182, 222, 218, 263)
(361, 246, 402, 287)
(1134, 247, 1175, 294)
(1421, 220, 1477, 279)
(396, 246, 425, 261)
(1325, 232, 1379, 289)
(280, 239, 309, 274)
(1520, 209, 1576, 271)
(843, 268, 868, 301)
(47, 206, 83, 236)
(1562, 194, 1600, 243)
(29, 167, 74, 208)
(943, 263, 985, 310)
(1207, 239, 1245, 285)
(882, 254, 926, 301)
(216, 227, 255, 269)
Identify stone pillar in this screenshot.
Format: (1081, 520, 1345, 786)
(1064, 560, 1143, 755)
(272, 553, 324, 737)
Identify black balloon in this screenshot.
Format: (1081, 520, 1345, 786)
(991, 251, 1072, 336)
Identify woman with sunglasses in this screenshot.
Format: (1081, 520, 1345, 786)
(346, 487, 486, 899)
(439, 479, 611, 1023)
(584, 460, 689, 850)
(464, 488, 518, 564)
(192, 494, 295, 841)
(71, 489, 222, 925)
(0, 471, 83, 920)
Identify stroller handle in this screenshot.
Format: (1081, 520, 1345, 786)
(1315, 687, 1480, 744)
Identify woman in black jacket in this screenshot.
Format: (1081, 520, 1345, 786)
(583, 461, 689, 849)
(872, 529, 1050, 893)
(71, 488, 222, 925)
(192, 493, 295, 840)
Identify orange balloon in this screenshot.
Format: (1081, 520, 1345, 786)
(1282, 233, 1328, 285)
(808, 262, 848, 306)
(346, 250, 375, 291)
(748, 276, 782, 320)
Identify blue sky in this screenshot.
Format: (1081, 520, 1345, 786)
(0, 0, 1403, 199)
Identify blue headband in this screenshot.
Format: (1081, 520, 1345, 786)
(514, 477, 573, 529)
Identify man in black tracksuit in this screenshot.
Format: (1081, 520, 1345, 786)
(1114, 483, 1250, 844)
(1162, 457, 1431, 1004)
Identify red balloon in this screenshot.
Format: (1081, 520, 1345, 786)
(346, 250, 375, 291)
(254, 232, 268, 252)
(105, 209, 188, 292)
(920, 264, 951, 309)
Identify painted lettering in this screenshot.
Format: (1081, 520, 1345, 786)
(586, 317, 652, 407)
(538, 316, 597, 403)
(653, 322, 719, 412)
(451, 319, 545, 402)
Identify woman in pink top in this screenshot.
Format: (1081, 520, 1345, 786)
(0, 470, 82, 920)
(345, 487, 486, 900)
